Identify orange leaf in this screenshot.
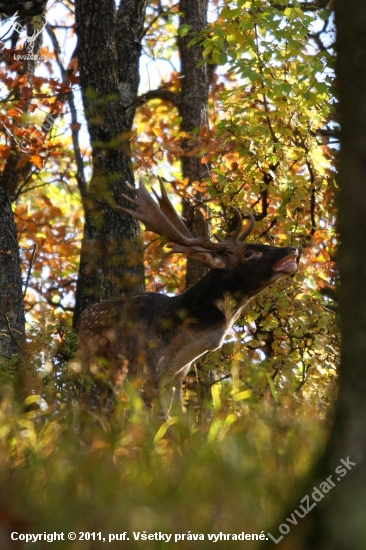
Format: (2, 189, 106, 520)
(68, 73, 79, 85)
(21, 88, 33, 101)
(29, 154, 44, 168)
(16, 156, 29, 168)
(8, 62, 24, 72)
(8, 108, 22, 117)
(68, 57, 78, 73)
(0, 145, 11, 159)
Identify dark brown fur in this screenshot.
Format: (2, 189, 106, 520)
(77, 240, 300, 414)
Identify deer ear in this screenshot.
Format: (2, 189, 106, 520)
(167, 244, 226, 268)
(186, 250, 226, 269)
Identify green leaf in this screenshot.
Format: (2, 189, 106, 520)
(218, 52, 228, 65)
(178, 24, 192, 37)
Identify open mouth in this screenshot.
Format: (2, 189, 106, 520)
(273, 251, 299, 274)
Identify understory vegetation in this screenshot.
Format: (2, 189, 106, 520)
(0, 0, 341, 547)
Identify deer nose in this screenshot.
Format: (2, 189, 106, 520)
(288, 246, 301, 259)
(291, 247, 302, 276)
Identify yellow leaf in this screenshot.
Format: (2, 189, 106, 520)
(233, 389, 252, 401)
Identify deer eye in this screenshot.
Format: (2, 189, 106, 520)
(243, 250, 262, 260)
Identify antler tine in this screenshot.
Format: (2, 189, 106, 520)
(227, 206, 243, 242)
(118, 180, 194, 246)
(155, 179, 224, 247)
(118, 177, 233, 251)
(153, 176, 194, 239)
(155, 177, 210, 240)
(239, 210, 256, 241)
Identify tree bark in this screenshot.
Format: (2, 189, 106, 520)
(264, 3, 366, 549)
(116, 0, 148, 129)
(178, 0, 211, 287)
(73, 0, 147, 328)
(313, 2, 366, 547)
(0, 186, 24, 359)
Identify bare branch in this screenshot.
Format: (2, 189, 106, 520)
(23, 243, 37, 298)
(3, 313, 22, 351)
(46, 23, 88, 200)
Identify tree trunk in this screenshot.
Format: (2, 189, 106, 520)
(264, 3, 366, 548)
(73, 0, 147, 328)
(0, 12, 42, 363)
(314, 1, 366, 547)
(0, 186, 24, 359)
(178, 0, 211, 287)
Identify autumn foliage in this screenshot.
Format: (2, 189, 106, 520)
(0, 1, 340, 545)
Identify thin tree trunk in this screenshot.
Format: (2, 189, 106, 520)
(0, 11, 42, 362)
(178, 0, 211, 287)
(73, 0, 147, 328)
(0, 186, 24, 359)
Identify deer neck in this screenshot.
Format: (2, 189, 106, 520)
(174, 268, 251, 330)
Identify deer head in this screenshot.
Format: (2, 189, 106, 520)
(77, 178, 300, 415)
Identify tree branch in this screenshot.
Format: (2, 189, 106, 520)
(137, 88, 181, 109)
(46, 23, 88, 201)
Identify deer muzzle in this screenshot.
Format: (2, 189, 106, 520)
(273, 249, 300, 274)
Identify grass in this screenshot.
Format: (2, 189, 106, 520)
(0, 367, 328, 549)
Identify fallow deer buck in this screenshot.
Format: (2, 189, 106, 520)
(77, 178, 300, 414)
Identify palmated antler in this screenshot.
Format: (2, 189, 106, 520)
(117, 177, 255, 252)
